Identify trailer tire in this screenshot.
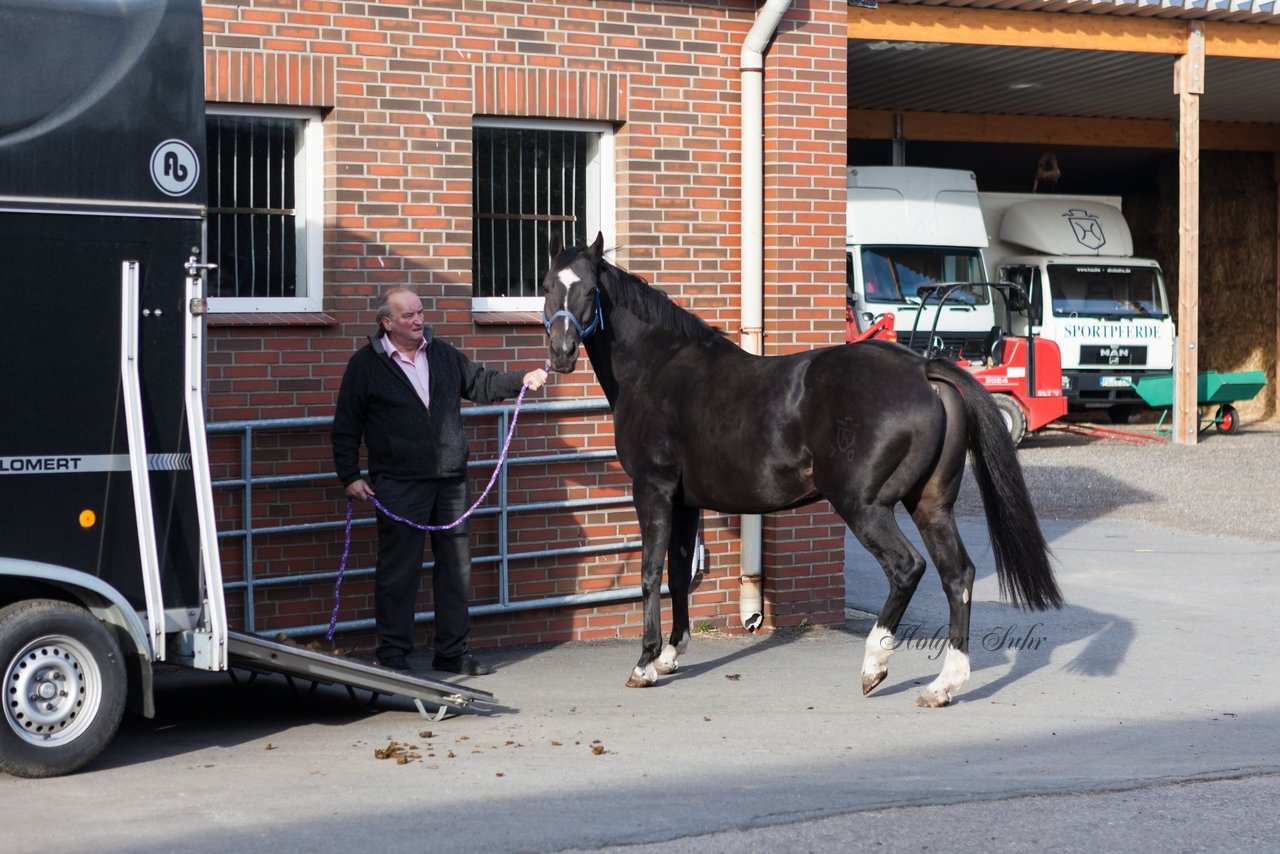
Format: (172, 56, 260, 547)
(992, 393, 1027, 446)
(1215, 404, 1240, 435)
(0, 599, 127, 778)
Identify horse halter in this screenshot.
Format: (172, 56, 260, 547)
(543, 287, 604, 340)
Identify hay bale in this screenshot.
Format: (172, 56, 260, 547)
(1127, 152, 1276, 422)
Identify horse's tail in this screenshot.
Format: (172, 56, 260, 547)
(924, 359, 1064, 611)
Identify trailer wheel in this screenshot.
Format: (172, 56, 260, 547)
(1215, 404, 1240, 435)
(992, 394, 1027, 446)
(0, 599, 127, 778)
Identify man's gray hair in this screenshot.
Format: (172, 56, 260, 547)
(375, 287, 416, 333)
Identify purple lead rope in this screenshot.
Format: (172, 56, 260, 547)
(326, 382, 531, 640)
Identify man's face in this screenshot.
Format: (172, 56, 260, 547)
(383, 291, 425, 351)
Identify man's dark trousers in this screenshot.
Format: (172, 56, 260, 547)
(372, 474, 471, 663)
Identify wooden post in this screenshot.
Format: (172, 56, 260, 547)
(1173, 23, 1204, 445)
(1275, 152, 1280, 419)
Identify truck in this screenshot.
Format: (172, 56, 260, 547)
(979, 192, 1176, 422)
(846, 166, 998, 360)
(0, 0, 489, 779)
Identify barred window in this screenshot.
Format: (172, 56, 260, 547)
(205, 106, 323, 313)
(472, 119, 614, 310)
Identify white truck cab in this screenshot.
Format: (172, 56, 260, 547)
(980, 193, 1175, 419)
(847, 167, 996, 357)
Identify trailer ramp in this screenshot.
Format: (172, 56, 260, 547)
(227, 631, 495, 721)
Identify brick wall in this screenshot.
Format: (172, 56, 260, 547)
(201, 0, 847, 652)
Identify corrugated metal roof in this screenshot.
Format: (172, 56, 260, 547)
(878, 1, 1280, 26)
(848, 43, 1280, 122)
(850, 2, 1280, 123)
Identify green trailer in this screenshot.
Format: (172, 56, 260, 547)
(1129, 370, 1267, 435)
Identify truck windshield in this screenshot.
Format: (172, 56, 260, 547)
(1046, 264, 1168, 319)
(859, 247, 989, 305)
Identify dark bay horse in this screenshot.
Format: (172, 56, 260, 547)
(541, 233, 1062, 707)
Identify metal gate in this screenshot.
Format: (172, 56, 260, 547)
(209, 397, 649, 637)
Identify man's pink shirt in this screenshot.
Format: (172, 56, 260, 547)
(382, 335, 430, 409)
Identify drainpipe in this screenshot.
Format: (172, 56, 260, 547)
(738, 0, 791, 633)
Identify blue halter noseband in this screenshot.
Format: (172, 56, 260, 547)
(542, 287, 604, 339)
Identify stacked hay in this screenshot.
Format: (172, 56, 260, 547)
(1126, 151, 1276, 423)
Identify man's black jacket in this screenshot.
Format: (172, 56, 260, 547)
(332, 327, 524, 485)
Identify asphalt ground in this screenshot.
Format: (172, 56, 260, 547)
(2, 417, 1279, 852)
(960, 415, 1280, 542)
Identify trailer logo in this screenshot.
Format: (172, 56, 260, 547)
(150, 139, 200, 197)
(0, 456, 89, 474)
(1063, 209, 1107, 251)
(0, 454, 191, 475)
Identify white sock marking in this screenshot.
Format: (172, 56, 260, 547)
(925, 646, 971, 702)
(863, 624, 894, 676)
(632, 662, 658, 684)
(657, 644, 679, 673)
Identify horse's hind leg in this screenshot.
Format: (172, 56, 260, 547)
(911, 509, 976, 707)
(835, 502, 929, 696)
(907, 380, 975, 708)
(657, 501, 698, 675)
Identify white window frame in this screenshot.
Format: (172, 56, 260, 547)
(471, 117, 615, 314)
(205, 104, 324, 314)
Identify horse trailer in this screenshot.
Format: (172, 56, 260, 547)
(0, 0, 488, 779)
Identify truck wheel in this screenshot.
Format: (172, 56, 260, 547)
(0, 599, 127, 778)
(1215, 404, 1240, 435)
(993, 394, 1027, 446)
(1107, 404, 1139, 425)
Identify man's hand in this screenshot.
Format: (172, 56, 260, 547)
(523, 367, 549, 391)
(345, 478, 375, 501)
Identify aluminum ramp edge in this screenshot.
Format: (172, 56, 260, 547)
(226, 631, 495, 717)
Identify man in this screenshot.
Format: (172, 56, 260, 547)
(332, 288, 547, 675)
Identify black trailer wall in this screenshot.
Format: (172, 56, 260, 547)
(0, 0, 206, 206)
(1, 0, 208, 611)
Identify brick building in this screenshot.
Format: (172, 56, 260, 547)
(199, 0, 848, 650)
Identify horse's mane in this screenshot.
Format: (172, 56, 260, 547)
(600, 260, 723, 344)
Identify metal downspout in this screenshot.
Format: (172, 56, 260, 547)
(738, 0, 791, 632)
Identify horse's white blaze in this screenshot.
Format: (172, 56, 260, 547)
(862, 623, 894, 675)
(554, 271, 580, 334)
(962, 588, 970, 605)
(926, 646, 971, 700)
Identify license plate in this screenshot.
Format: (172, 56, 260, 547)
(1099, 376, 1132, 389)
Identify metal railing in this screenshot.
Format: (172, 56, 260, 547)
(208, 397, 647, 638)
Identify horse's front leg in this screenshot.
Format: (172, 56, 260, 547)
(627, 478, 677, 688)
(656, 501, 699, 676)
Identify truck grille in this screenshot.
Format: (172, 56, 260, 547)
(1079, 345, 1147, 366)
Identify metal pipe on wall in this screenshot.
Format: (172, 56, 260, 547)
(737, 0, 792, 632)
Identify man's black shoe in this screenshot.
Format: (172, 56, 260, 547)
(378, 655, 413, 673)
(432, 652, 492, 676)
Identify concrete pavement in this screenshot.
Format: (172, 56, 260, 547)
(1, 514, 1278, 852)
